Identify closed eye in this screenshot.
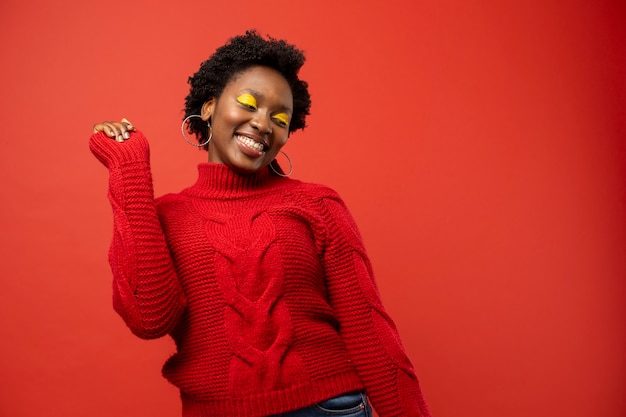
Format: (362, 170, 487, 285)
(272, 112, 290, 127)
(237, 93, 257, 110)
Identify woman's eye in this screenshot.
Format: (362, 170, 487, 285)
(237, 93, 257, 110)
(273, 113, 290, 127)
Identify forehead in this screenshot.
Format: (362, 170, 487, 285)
(225, 66, 293, 104)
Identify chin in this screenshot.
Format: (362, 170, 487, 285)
(229, 162, 265, 174)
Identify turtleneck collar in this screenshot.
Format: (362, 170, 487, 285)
(183, 162, 288, 199)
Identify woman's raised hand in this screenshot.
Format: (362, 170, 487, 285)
(93, 118, 136, 143)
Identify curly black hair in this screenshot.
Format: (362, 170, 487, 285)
(184, 30, 311, 150)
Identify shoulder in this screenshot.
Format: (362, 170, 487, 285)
(155, 192, 191, 213)
(287, 180, 344, 206)
(287, 181, 366, 252)
(286, 180, 357, 231)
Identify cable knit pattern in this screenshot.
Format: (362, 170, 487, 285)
(90, 131, 431, 417)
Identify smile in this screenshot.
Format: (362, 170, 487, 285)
(235, 134, 267, 153)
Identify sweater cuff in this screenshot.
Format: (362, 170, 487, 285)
(89, 130, 150, 168)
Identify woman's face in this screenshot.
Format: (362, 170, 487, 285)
(201, 66, 293, 174)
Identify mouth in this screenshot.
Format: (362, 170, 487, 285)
(235, 134, 269, 153)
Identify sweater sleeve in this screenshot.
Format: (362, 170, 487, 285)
(89, 131, 186, 339)
(319, 191, 431, 417)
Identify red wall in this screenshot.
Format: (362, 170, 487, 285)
(1, 1, 624, 416)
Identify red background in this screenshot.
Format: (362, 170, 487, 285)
(1, 1, 624, 416)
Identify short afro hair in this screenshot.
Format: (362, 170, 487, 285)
(184, 30, 311, 149)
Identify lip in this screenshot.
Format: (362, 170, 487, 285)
(234, 132, 269, 158)
(236, 131, 268, 147)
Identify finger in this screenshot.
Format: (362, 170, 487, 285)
(93, 122, 117, 138)
(93, 120, 129, 142)
(93, 123, 107, 134)
(121, 117, 135, 131)
(118, 118, 133, 140)
(103, 122, 125, 142)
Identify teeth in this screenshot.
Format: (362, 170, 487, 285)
(236, 135, 265, 152)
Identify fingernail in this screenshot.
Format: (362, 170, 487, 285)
(117, 135, 123, 142)
(124, 132, 130, 139)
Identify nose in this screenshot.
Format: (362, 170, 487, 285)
(250, 112, 272, 136)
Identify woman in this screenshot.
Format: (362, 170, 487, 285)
(90, 30, 431, 417)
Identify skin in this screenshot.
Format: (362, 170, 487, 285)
(93, 65, 294, 175)
(92, 117, 135, 142)
(201, 65, 293, 173)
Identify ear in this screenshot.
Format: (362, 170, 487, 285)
(201, 98, 215, 121)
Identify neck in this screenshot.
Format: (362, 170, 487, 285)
(185, 162, 283, 199)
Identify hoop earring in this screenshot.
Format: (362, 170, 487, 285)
(181, 115, 212, 147)
(269, 151, 293, 177)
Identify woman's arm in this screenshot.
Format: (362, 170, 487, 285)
(90, 123, 186, 339)
(319, 192, 431, 417)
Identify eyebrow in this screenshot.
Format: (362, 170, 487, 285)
(240, 88, 293, 114)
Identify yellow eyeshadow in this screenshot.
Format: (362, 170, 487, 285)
(237, 93, 257, 109)
(273, 113, 290, 125)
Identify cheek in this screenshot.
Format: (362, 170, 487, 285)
(215, 107, 246, 129)
(265, 136, 288, 161)
(273, 133, 289, 150)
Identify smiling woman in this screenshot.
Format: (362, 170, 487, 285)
(200, 66, 293, 173)
(89, 30, 431, 417)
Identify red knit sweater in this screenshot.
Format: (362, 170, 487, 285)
(90, 131, 431, 417)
